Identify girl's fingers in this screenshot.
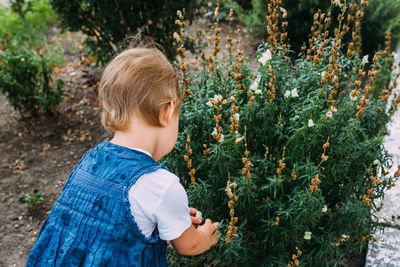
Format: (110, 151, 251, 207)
(191, 217, 202, 224)
(189, 207, 197, 216)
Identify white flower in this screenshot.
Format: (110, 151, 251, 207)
(206, 100, 213, 107)
(340, 234, 349, 241)
(321, 71, 327, 78)
(258, 49, 272, 65)
(308, 119, 314, 127)
(362, 55, 369, 65)
(291, 88, 299, 97)
(326, 111, 333, 118)
(284, 90, 291, 98)
(212, 128, 218, 136)
(225, 186, 233, 198)
(219, 134, 224, 142)
(213, 94, 223, 103)
(235, 136, 244, 144)
(373, 159, 379, 165)
(234, 113, 240, 121)
(322, 205, 328, 213)
(250, 81, 259, 91)
(255, 89, 262, 94)
(332, 0, 343, 8)
(304, 231, 312, 240)
(195, 210, 203, 220)
(279, 7, 287, 16)
(173, 32, 180, 42)
(350, 93, 357, 101)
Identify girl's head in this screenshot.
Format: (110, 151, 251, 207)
(98, 48, 181, 133)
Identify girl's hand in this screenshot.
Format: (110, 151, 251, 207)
(171, 218, 219, 255)
(189, 207, 202, 227)
(197, 219, 219, 247)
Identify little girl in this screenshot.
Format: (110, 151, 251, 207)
(26, 48, 219, 266)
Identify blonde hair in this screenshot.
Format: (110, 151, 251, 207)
(98, 48, 181, 132)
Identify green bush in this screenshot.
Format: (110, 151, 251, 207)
(362, 0, 400, 57)
(50, 0, 203, 64)
(0, 44, 63, 117)
(165, 2, 399, 266)
(0, 0, 58, 48)
(225, 0, 400, 55)
(10, 0, 33, 21)
(0, 0, 65, 118)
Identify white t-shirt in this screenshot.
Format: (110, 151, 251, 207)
(128, 148, 191, 240)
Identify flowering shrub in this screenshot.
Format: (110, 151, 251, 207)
(166, 1, 400, 266)
(226, 0, 400, 56)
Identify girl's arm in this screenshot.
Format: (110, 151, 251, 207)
(171, 219, 219, 256)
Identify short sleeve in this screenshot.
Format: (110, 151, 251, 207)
(154, 180, 191, 241)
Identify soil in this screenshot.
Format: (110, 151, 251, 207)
(0, 15, 365, 267)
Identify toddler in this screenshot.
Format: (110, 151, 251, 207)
(26, 48, 219, 266)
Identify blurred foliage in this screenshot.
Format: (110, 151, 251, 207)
(0, 0, 64, 118)
(362, 0, 400, 55)
(10, 0, 33, 21)
(224, 0, 400, 55)
(18, 188, 46, 215)
(0, 43, 63, 117)
(0, 0, 58, 47)
(50, 0, 204, 64)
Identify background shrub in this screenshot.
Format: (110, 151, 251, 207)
(0, 0, 58, 48)
(10, 0, 33, 21)
(225, 0, 400, 55)
(166, 1, 399, 266)
(50, 0, 203, 64)
(0, 0, 64, 118)
(0, 44, 63, 117)
(362, 0, 400, 57)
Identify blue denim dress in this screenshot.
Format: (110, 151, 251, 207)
(26, 141, 168, 267)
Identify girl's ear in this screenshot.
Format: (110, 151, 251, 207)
(159, 99, 177, 127)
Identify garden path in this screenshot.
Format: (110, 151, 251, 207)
(366, 45, 400, 267)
